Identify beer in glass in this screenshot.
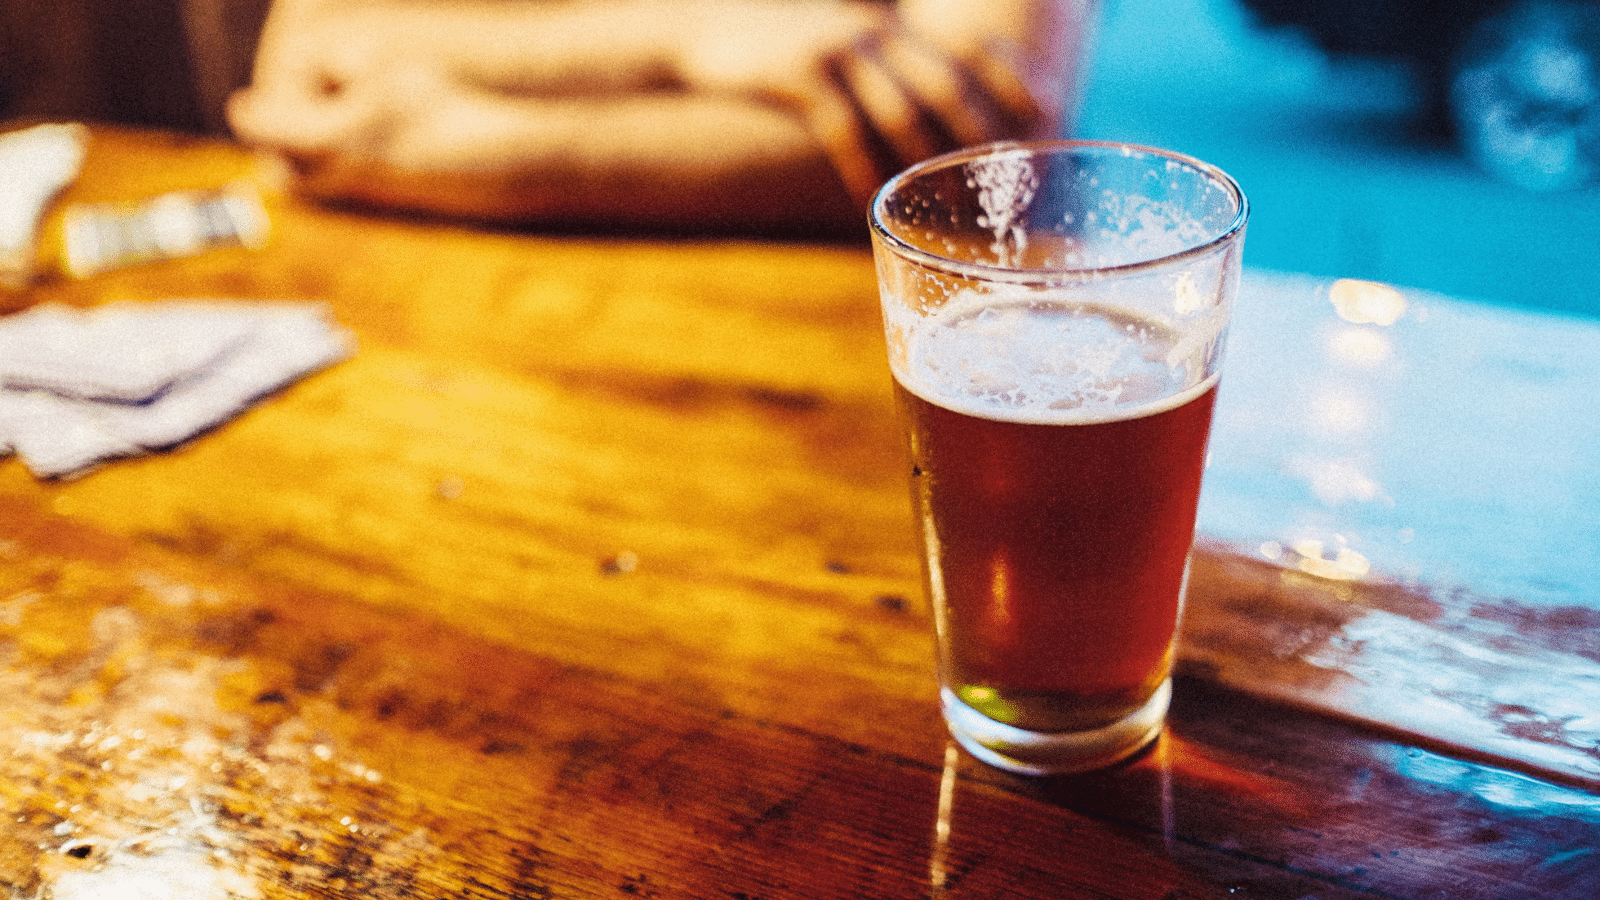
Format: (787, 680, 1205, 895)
(869, 142, 1247, 774)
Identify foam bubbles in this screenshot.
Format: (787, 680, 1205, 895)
(896, 294, 1211, 425)
(966, 151, 1038, 268)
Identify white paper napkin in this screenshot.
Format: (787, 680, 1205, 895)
(0, 300, 354, 478)
(0, 123, 88, 288)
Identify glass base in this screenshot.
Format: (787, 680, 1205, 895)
(941, 679, 1170, 776)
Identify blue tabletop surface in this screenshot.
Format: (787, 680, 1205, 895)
(1202, 272, 1600, 612)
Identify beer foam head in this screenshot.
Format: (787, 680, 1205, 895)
(896, 294, 1206, 424)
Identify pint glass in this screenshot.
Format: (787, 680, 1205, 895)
(869, 142, 1247, 775)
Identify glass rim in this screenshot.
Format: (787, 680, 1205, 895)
(868, 139, 1249, 282)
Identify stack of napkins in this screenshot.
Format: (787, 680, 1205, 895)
(0, 301, 354, 479)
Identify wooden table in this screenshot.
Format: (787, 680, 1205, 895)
(1, 126, 1596, 899)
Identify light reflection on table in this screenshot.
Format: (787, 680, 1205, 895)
(1202, 271, 1600, 608)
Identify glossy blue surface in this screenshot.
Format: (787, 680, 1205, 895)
(1195, 274, 1600, 782)
(1202, 272, 1600, 612)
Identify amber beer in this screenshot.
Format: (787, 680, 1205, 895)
(891, 297, 1220, 768)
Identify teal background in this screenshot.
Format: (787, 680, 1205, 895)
(1077, 0, 1600, 319)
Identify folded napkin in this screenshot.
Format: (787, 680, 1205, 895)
(0, 300, 354, 479)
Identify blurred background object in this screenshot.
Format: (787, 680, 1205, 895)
(0, 0, 270, 133)
(1078, 0, 1600, 318)
(2, 0, 1593, 314)
(1451, 1, 1600, 193)
(0, 0, 1087, 236)
(1237, 0, 1511, 139)
(1238, 0, 1600, 193)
